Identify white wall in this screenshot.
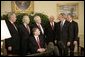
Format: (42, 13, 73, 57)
(1, 1, 84, 37)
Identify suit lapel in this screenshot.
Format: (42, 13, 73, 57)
(62, 20, 67, 31)
(49, 22, 52, 30)
(9, 21, 18, 32)
(49, 22, 55, 30)
(36, 23, 44, 34)
(23, 24, 30, 34)
(33, 36, 40, 47)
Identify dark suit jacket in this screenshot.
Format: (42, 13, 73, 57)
(18, 24, 31, 55)
(5, 20, 20, 54)
(69, 20, 78, 42)
(18, 24, 30, 40)
(31, 23, 45, 35)
(45, 22, 57, 44)
(56, 20, 71, 45)
(29, 35, 45, 54)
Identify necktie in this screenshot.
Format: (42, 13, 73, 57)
(12, 23, 18, 31)
(26, 25, 30, 34)
(60, 22, 63, 31)
(38, 24, 44, 34)
(51, 23, 54, 30)
(36, 37, 41, 48)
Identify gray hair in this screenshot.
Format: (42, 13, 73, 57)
(34, 15, 41, 21)
(8, 12, 16, 19)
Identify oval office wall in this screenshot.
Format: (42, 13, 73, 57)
(1, 1, 84, 56)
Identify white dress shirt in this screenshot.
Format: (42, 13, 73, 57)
(10, 20, 18, 31)
(37, 23, 44, 34)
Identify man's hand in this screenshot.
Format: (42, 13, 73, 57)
(54, 40, 57, 44)
(73, 41, 77, 45)
(42, 48, 46, 52)
(67, 42, 70, 46)
(8, 46, 12, 51)
(37, 48, 45, 53)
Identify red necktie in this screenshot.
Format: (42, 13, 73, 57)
(36, 37, 41, 48)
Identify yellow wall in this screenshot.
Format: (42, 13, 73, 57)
(1, 1, 11, 15)
(34, 1, 84, 36)
(1, 1, 84, 44)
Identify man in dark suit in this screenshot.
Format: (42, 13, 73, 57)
(5, 12, 20, 55)
(67, 13, 78, 56)
(32, 15, 45, 35)
(45, 16, 57, 45)
(29, 27, 60, 56)
(29, 27, 46, 54)
(18, 15, 31, 55)
(56, 13, 71, 56)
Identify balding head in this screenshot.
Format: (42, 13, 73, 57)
(34, 15, 41, 24)
(49, 16, 55, 22)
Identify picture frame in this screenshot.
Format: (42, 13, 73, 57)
(57, 3, 79, 19)
(11, 1, 34, 14)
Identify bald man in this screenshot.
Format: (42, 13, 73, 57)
(32, 15, 45, 36)
(45, 16, 57, 45)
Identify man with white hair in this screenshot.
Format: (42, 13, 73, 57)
(45, 16, 57, 45)
(5, 12, 20, 55)
(18, 15, 31, 55)
(32, 15, 45, 35)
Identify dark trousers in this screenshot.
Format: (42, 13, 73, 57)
(5, 38, 20, 55)
(27, 42, 60, 56)
(57, 41, 68, 56)
(20, 39, 29, 55)
(69, 42, 75, 56)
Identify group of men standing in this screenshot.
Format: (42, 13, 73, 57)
(5, 12, 78, 56)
